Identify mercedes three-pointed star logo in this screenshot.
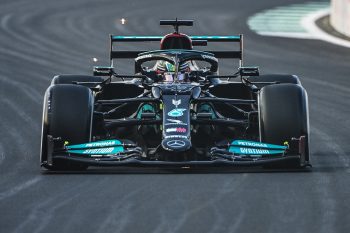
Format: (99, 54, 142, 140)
(167, 140, 186, 148)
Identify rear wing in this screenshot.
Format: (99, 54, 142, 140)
(109, 35, 244, 67)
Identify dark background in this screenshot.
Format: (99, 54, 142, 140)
(1, 0, 349, 232)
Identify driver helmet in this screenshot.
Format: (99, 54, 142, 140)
(156, 61, 190, 73)
(156, 61, 190, 82)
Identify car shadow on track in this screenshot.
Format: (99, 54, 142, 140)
(41, 166, 313, 175)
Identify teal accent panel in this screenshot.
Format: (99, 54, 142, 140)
(112, 36, 240, 40)
(66, 140, 122, 149)
(68, 147, 124, 155)
(228, 147, 285, 155)
(190, 36, 240, 40)
(112, 36, 163, 40)
(198, 104, 216, 119)
(137, 104, 155, 119)
(231, 140, 287, 150)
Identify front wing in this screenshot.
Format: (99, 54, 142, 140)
(43, 136, 310, 169)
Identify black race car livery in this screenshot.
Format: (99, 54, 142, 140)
(40, 20, 310, 170)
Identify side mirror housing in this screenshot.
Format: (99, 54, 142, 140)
(239, 66, 259, 77)
(93, 66, 114, 76)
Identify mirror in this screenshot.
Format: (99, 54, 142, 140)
(93, 66, 114, 76)
(239, 67, 259, 76)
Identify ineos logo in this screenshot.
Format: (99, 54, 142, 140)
(168, 108, 186, 117)
(167, 140, 186, 148)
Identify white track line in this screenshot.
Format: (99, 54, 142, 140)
(257, 32, 316, 39)
(248, 1, 350, 48)
(301, 9, 350, 48)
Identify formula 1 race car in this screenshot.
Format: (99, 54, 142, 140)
(40, 19, 310, 170)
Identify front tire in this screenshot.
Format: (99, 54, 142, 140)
(40, 84, 94, 170)
(259, 83, 310, 166)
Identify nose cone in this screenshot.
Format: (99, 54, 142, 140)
(161, 137, 192, 152)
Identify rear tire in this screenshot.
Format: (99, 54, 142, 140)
(51, 75, 104, 85)
(259, 84, 310, 167)
(40, 84, 94, 170)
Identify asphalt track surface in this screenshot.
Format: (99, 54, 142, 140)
(0, 0, 349, 232)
